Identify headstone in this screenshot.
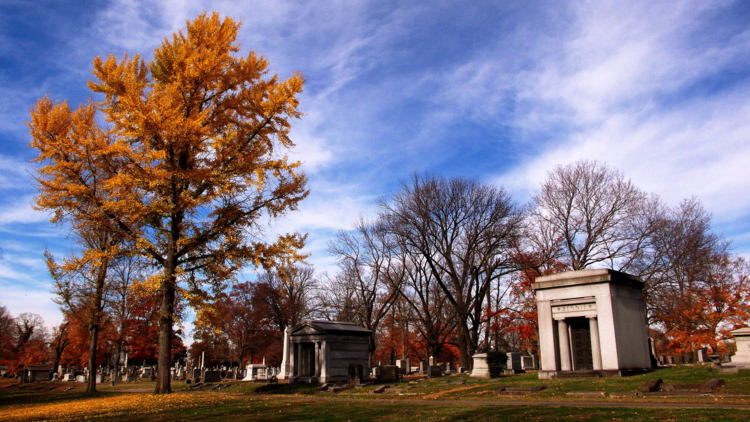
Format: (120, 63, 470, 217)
(521, 356, 536, 370)
(372, 366, 381, 378)
(419, 361, 429, 375)
(140, 367, 153, 378)
(667, 356, 675, 365)
(203, 370, 222, 383)
(428, 356, 435, 366)
(348, 363, 364, 385)
(95, 374, 104, 384)
(51, 373, 59, 381)
(76, 375, 87, 383)
(506, 353, 523, 371)
(377, 365, 398, 382)
(396, 359, 409, 375)
(192, 368, 201, 380)
(638, 379, 663, 393)
(427, 365, 442, 377)
(470, 353, 490, 378)
(457, 366, 465, 374)
(658, 355, 667, 365)
(697, 349, 710, 363)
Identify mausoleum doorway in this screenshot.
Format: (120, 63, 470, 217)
(567, 318, 593, 371)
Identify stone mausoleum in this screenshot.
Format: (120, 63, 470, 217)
(531, 269, 652, 379)
(288, 320, 372, 384)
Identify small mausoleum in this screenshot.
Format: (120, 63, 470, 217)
(24, 366, 52, 382)
(288, 320, 372, 384)
(531, 269, 652, 379)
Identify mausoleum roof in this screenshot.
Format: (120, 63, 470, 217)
(531, 269, 643, 291)
(290, 320, 373, 336)
(731, 327, 750, 337)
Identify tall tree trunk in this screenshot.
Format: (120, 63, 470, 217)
(155, 270, 175, 394)
(458, 323, 470, 369)
(87, 258, 108, 393)
(87, 324, 99, 392)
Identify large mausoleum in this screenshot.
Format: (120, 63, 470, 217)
(288, 320, 372, 384)
(531, 269, 652, 379)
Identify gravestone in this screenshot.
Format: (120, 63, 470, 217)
(372, 366, 381, 378)
(95, 374, 104, 384)
(51, 373, 59, 381)
(506, 353, 524, 372)
(658, 355, 667, 365)
(521, 355, 537, 370)
(203, 370, 222, 383)
(243, 364, 267, 381)
(697, 349, 710, 363)
(427, 365, 442, 377)
(192, 368, 201, 380)
(419, 361, 429, 375)
(396, 359, 409, 375)
(428, 356, 435, 366)
(377, 365, 398, 382)
(470, 353, 490, 378)
(76, 375, 87, 383)
(667, 356, 675, 365)
(348, 363, 364, 385)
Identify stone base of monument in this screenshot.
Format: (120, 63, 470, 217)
(538, 368, 652, 379)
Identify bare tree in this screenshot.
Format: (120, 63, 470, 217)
(13, 313, 47, 383)
(45, 229, 125, 392)
(395, 250, 456, 360)
(0, 304, 15, 358)
(379, 174, 523, 369)
(530, 160, 658, 271)
(107, 253, 147, 371)
(50, 322, 70, 375)
(256, 265, 317, 332)
(327, 218, 403, 364)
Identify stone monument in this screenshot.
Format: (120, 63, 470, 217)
(278, 326, 292, 379)
(531, 269, 652, 379)
(729, 327, 750, 369)
(470, 353, 490, 378)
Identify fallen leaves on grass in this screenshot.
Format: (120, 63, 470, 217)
(2, 393, 239, 421)
(422, 385, 483, 400)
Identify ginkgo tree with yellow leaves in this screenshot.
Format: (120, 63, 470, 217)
(29, 12, 308, 394)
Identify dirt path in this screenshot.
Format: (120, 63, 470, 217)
(241, 395, 750, 410)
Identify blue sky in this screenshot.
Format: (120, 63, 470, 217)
(2, 0, 750, 342)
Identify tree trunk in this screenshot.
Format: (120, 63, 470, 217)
(87, 324, 99, 392)
(457, 323, 470, 369)
(87, 257, 108, 393)
(154, 275, 175, 394)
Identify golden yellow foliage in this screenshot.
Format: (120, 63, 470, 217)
(29, 12, 308, 394)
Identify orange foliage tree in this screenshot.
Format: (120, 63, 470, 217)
(29, 12, 307, 394)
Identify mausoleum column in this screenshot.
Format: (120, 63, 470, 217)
(314, 342, 321, 377)
(557, 319, 572, 371)
(588, 317, 603, 370)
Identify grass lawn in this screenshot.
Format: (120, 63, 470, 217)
(1, 366, 748, 421)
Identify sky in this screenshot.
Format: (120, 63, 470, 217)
(1, 0, 750, 344)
